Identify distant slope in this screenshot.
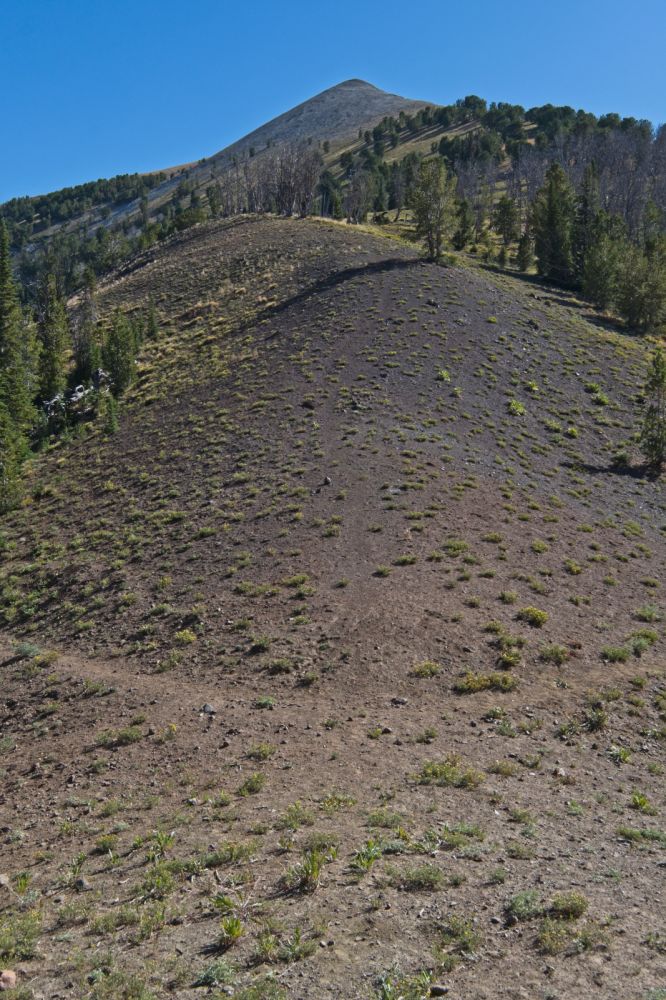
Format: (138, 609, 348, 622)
(203, 78, 428, 164)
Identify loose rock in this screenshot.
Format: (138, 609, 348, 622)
(0, 970, 17, 991)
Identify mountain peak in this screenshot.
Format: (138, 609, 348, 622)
(209, 78, 428, 165)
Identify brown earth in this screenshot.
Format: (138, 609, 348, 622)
(0, 217, 664, 1000)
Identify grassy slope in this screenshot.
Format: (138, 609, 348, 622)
(0, 217, 665, 1000)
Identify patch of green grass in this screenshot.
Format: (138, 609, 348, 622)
(601, 645, 629, 663)
(390, 863, 443, 891)
(95, 725, 143, 748)
(617, 826, 666, 846)
(454, 671, 518, 694)
(410, 659, 440, 678)
(416, 755, 484, 789)
(0, 910, 41, 960)
(237, 772, 266, 796)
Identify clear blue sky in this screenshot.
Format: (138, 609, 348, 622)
(2, 0, 664, 202)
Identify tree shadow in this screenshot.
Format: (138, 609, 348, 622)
(561, 459, 661, 481)
(234, 257, 424, 336)
(476, 262, 638, 337)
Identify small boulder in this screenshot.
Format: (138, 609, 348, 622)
(0, 970, 17, 991)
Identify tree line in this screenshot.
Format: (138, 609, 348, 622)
(2, 172, 166, 249)
(0, 220, 156, 510)
(408, 156, 665, 470)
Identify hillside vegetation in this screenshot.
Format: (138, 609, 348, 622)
(0, 216, 664, 999)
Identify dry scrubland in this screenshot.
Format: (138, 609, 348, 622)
(0, 217, 665, 1000)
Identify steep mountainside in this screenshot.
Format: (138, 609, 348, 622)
(204, 78, 428, 164)
(4, 80, 430, 250)
(0, 218, 664, 999)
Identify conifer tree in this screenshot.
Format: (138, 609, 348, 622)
(616, 240, 666, 331)
(37, 274, 70, 399)
(640, 348, 666, 470)
(410, 160, 457, 260)
(102, 312, 135, 396)
(493, 195, 519, 245)
(516, 229, 534, 272)
(0, 220, 36, 440)
(573, 162, 601, 280)
(452, 199, 475, 250)
(73, 269, 100, 382)
(581, 233, 622, 310)
(0, 398, 21, 512)
(531, 164, 576, 284)
(0, 220, 38, 507)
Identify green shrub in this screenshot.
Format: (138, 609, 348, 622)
(539, 644, 569, 665)
(0, 910, 41, 960)
(549, 890, 588, 920)
(410, 660, 440, 678)
(454, 671, 518, 694)
(416, 755, 484, 789)
(505, 890, 543, 923)
(517, 606, 548, 627)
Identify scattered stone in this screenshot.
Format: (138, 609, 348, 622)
(0, 970, 17, 991)
(430, 987, 449, 997)
(74, 877, 91, 892)
(391, 697, 408, 706)
(201, 704, 216, 715)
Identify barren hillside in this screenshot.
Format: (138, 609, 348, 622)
(205, 79, 428, 164)
(0, 217, 664, 1000)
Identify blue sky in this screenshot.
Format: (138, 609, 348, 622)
(2, 0, 664, 202)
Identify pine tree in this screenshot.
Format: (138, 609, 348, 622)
(0, 398, 21, 513)
(102, 312, 135, 396)
(493, 195, 519, 245)
(616, 240, 666, 331)
(0, 220, 19, 357)
(640, 348, 666, 470)
(73, 269, 100, 382)
(410, 160, 458, 260)
(573, 162, 601, 281)
(0, 220, 36, 441)
(0, 221, 37, 507)
(581, 233, 622, 310)
(37, 274, 71, 399)
(531, 164, 576, 284)
(516, 230, 534, 272)
(452, 199, 475, 250)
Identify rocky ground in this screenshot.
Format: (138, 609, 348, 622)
(0, 217, 664, 999)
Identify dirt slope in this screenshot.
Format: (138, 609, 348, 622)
(0, 218, 664, 1000)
